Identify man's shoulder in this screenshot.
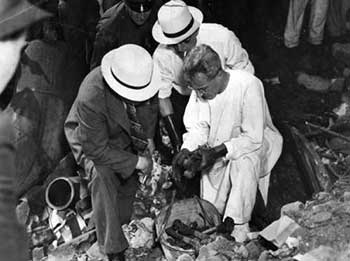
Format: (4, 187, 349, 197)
(228, 70, 261, 89)
(153, 44, 176, 61)
(77, 68, 105, 103)
(198, 23, 237, 43)
(97, 2, 126, 32)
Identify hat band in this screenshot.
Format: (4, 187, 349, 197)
(111, 68, 151, 90)
(163, 17, 194, 39)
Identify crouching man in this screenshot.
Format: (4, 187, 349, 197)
(173, 44, 283, 242)
(65, 44, 160, 261)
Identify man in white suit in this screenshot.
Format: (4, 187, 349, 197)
(173, 44, 283, 242)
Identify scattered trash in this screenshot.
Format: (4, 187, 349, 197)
(259, 216, 301, 248)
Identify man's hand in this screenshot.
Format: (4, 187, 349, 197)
(199, 144, 228, 171)
(147, 138, 155, 155)
(136, 154, 153, 176)
(172, 148, 191, 168)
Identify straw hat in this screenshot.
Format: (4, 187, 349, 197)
(152, 0, 203, 45)
(101, 44, 160, 102)
(0, 0, 51, 39)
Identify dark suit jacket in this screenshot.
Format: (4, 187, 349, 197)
(0, 113, 27, 261)
(90, 0, 163, 70)
(64, 67, 158, 179)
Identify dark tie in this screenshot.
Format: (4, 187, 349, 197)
(125, 102, 148, 154)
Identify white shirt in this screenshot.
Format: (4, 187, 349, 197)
(153, 23, 255, 99)
(182, 70, 282, 177)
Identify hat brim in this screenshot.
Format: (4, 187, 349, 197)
(101, 49, 161, 102)
(152, 6, 203, 45)
(0, 1, 52, 39)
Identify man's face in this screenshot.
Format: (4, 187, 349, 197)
(190, 72, 220, 100)
(173, 30, 198, 56)
(0, 32, 27, 94)
(127, 4, 152, 26)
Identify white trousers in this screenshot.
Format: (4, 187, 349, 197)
(200, 157, 270, 224)
(284, 0, 329, 48)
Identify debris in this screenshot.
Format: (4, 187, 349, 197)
(176, 253, 195, 261)
(308, 211, 332, 224)
(294, 245, 337, 261)
(280, 201, 304, 217)
(259, 215, 301, 248)
(122, 217, 154, 249)
(32, 246, 46, 261)
(296, 72, 333, 92)
(332, 43, 350, 67)
(16, 198, 30, 225)
(86, 242, 107, 260)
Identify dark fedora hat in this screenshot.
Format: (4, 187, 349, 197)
(0, 0, 51, 39)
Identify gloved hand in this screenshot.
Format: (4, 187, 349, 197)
(171, 148, 191, 184)
(182, 149, 202, 179)
(172, 148, 191, 168)
(199, 144, 228, 171)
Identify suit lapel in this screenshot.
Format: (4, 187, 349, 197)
(104, 86, 131, 135)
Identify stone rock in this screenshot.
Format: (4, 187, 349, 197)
(281, 201, 304, 217)
(311, 200, 338, 213)
(236, 245, 249, 258)
(86, 242, 106, 260)
(47, 245, 75, 261)
(296, 73, 332, 92)
(245, 240, 263, 259)
(16, 199, 30, 225)
(32, 247, 46, 261)
(342, 191, 350, 202)
(176, 253, 194, 261)
(197, 245, 218, 261)
(294, 245, 337, 261)
(332, 43, 350, 67)
(309, 211, 332, 224)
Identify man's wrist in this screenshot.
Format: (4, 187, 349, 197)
(214, 144, 228, 157)
(136, 156, 146, 170)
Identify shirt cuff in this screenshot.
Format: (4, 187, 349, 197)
(224, 140, 236, 160)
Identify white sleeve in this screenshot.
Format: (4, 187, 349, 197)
(181, 93, 210, 151)
(224, 79, 264, 159)
(224, 30, 255, 74)
(153, 48, 174, 99)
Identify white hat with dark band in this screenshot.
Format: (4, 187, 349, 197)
(152, 0, 203, 45)
(101, 44, 160, 102)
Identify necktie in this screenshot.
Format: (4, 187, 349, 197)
(124, 102, 148, 154)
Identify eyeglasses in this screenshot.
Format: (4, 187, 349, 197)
(126, 1, 153, 13)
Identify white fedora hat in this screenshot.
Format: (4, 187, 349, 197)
(101, 44, 160, 102)
(152, 0, 203, 45)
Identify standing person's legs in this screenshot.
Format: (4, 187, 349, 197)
(284, 0, 309, 48)
(309, 0, 329, 45)
(90, 165, 138, 255)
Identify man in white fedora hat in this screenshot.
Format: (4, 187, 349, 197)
(65, 44, 160, 261)
(152, 0, 254, 153)
(174, 44, 282, 242)
(0, 0, 51, 260)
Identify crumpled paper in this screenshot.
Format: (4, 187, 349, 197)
(122, 217, 154, 249)
(259, 216, 301, 248)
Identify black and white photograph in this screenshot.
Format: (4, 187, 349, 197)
(0, 0, 350, 260)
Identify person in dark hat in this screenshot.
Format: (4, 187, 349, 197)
(65, 44, 160, 261)
(0, 1, 51, 260)
(90, 0, 163, 70)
